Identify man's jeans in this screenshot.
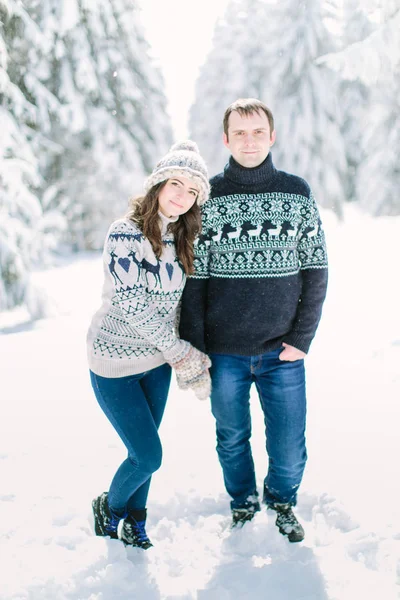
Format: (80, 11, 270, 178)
(90, 363, 171, 516)
(209, 348, 307, 510)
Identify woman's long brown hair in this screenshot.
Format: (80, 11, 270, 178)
(126, 181, 202, 275)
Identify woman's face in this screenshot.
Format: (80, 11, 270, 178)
(158, 176, 199, 218)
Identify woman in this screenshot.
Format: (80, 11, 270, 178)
(87, 141, 211, 549)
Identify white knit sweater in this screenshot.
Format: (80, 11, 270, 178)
(87, 213, 188, 378)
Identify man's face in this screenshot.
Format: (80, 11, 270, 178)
(223, 110, 276, 168)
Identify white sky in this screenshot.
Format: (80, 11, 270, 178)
(138, 0, 230, 139)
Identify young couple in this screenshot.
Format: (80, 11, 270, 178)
(87, 98, 328, 548)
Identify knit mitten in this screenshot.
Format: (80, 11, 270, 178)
(183, 366, 211, 401)
(163, 338, 192, 364)
(167, 344, 212, 401)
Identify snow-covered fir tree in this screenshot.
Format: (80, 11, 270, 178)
(320, 0, 400, 215)
(357, 0, 400, 216)
(189, 0, 271, 176)
(189, 0, 347, 218)
(0, 0, 64, 314)
(338, 0, 374, 201)
(1, 0, 172, 312)
(261, 0, 347, 218)
(356, 64, 400, 215)
(320, 0, 400, 85)
(29, 0, 172, 249)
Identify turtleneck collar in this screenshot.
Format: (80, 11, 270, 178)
(224, 152, 277, 186)
(158, 211, 179, 236)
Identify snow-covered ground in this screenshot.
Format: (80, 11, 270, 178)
(1, 206, 399, 600)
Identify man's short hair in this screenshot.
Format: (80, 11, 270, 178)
(223, 98, 275, 138)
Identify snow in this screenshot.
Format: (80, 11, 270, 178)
(1, 206, 399, 600)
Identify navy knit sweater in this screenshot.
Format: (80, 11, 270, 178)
(179, 153, 328, 355)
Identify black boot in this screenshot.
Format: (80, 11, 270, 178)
(231, 499, 261, 528)
(268, 502, 305, 543)
(92, 492, 120, 540)
(121, 509, 153, 549)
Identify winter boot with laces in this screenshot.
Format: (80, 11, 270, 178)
(269, 502, 305, 542)
(92, 491, 120, 540)
(121, 509, 153, 549)
(231, 498, 261, 528)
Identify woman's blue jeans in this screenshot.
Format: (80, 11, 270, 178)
(90, 363, 171, 516)
(209, 348, 307, 510)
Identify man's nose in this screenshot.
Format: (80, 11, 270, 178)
(244, 134, 256, 145)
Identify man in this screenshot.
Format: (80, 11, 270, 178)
(179, 98, 328, 542)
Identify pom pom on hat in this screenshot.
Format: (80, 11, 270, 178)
(144, 139, 210, 205)
(169, 140, 200, 153)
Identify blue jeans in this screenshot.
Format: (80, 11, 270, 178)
(90, 363, 171, 516)
(209, 349, 307, 510)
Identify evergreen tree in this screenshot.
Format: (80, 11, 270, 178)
(320, 0, 399, 85)
(189, 0, 270, 175)
(356, 68, 400, 216)
(356, 1, 400, 216)
(30, 0, 172, 249)
(189, 0, 347, 218)
(320, 0, 400, 215)
(338, 0, 373, 201)
(0, 0, 172, 313)
(264, 0, 346, 218)
(0, 0, 62, 313)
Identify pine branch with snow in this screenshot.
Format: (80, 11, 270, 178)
(0, 0, 172, 312)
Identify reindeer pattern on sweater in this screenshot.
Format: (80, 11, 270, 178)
(87, 216, 185, 378)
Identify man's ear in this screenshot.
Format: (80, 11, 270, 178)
(270, 130, 276, 146)
(223, 132, 230, 149)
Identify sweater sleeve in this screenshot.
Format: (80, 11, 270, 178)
(106, 223, 188, 362)
(179, 216, 212, 353)
(283, 192, 328, 353)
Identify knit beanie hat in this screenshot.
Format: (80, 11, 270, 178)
(144, 140, 210, 205)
